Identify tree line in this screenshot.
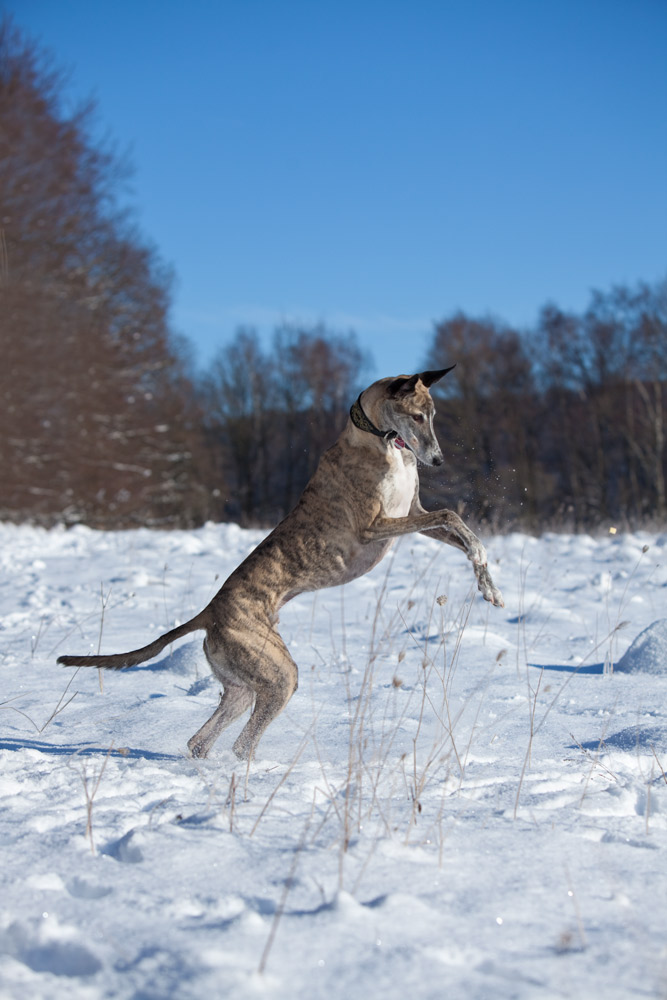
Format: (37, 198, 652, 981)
(421, 282, 666, 531)
(2, 19, 665, 532)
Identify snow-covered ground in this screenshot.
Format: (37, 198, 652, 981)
(1, 521, 666, 1000)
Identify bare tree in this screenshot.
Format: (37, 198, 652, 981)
(201, 324, 372, 524)
(271, 323, 371, 512)
(0, 17, 203, 527)
(201, 329, 277, 524)
(423, 313, 536, 528)
(537, 279, 667, 525)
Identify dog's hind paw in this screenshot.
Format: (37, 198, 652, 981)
(232, 741, 252, 762)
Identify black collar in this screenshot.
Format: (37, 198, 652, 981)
(349, 395, 398, 442)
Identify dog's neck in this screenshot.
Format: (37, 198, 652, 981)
(350, 395, 397, 442)
(349, 395, 408, 450)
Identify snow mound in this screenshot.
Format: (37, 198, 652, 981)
(615, 619, 667, 675)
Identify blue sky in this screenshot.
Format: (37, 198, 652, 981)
(8, 0, 667, 377)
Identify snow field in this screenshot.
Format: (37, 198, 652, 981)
(0, 522, 666, 999)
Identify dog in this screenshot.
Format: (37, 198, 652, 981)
(59, 368, 504, 760)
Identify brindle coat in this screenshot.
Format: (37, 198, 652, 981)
(59, 370, 504, 760)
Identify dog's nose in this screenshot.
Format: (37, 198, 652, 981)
(431, 453, 443, 467)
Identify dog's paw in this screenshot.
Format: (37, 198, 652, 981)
(488, 586, 505, 608)
(187, 739, 207, 759)
(476, 566, 504, 607)
(232, 738, 252, 761)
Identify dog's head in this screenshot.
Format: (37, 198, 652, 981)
(364, 366, 455, 467)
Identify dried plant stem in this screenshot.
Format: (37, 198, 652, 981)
(69, 744, 114, 854)
(513, 668, 543, 819)
(96, 583, 112, 693)
(226, 773, 237, 833)
(50, 589, 134, 660)
(564, 863, 588, 950)
(39, 667, 81, 733)
(650, 744, 667, 786)
(250, 730, 311, 836)
(2, 667, 82, 735)
(646, 762, 654, 835)
(257, 794, 315, 975)
(30, 616, 49, 657)
(0, 697, 40, 732)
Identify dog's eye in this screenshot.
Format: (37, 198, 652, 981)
(411, 414, 425, 424)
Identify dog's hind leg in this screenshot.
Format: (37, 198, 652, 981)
(230, 634, 299, 761)
(187, 637, 254, 758)
(187, 681, 254, 759)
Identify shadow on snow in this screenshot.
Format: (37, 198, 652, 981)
(528, 661, 605, 675)
(0, 736, 181, 761)
(569, 725, 666, 752)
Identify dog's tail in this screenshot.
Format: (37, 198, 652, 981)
(57, 609, 211, 670)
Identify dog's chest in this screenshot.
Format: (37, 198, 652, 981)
(379, 453, 417, 518)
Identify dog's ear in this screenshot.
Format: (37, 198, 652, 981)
(387, 374, 420, 397)
(418, 365, 456, 388)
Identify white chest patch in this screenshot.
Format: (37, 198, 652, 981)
(380, 453, 417, 518)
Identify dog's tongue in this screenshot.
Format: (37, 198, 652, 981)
(394, 436, 406, 449)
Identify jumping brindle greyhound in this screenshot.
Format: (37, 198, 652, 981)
(59, 368, 504, 760)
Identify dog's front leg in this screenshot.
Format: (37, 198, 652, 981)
(412, 500, 504, 606)
(363, 510, 504, 607)
(418, 525, 503, 607)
